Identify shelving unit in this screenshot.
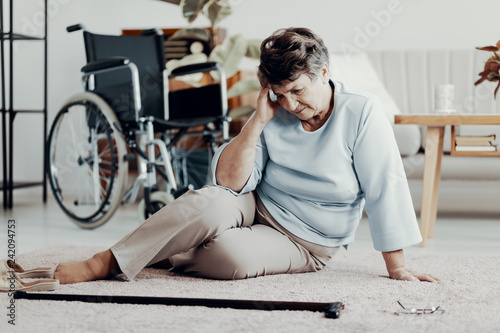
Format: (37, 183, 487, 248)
(450, 125, 500, 156)
(1, 0, 47, 209)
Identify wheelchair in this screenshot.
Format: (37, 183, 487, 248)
(46, 24, 231, 229)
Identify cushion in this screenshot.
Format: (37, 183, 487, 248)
(393, 124, 422, 156)
(329, 52, 401, 124)
(329, 52, 421, 155)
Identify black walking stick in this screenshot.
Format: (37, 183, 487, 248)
(14, 291, 344, 319)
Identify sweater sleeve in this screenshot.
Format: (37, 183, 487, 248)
(352, 96, 422, 251)
(211, 122, 269, 196)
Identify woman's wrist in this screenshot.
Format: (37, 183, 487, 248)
(248, 112, 272, 132)
(387, 266, 407, 278)
(382, 249, 406, 275)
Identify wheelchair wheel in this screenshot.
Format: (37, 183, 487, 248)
(137, 191, 175, 222)
(46, 92, 128, 229)
(171, 128, 219, 190)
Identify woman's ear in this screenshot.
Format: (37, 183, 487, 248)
(321, 63, 329, 83)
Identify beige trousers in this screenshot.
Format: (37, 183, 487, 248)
(111, 186, 339, 280)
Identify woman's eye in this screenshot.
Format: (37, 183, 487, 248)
(293, 89, 303, 94)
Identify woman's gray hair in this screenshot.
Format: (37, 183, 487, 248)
(257, 27, 329, 87)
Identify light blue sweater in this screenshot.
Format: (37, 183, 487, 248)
(212, 80, 422, 252)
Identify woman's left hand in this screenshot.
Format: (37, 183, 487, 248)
(382, 250, 440, 282)
(388, 267, 440, 282)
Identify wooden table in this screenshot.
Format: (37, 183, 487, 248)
(395, 114, 500, 246)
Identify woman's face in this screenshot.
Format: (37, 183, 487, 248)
(271, 64, 331, 123)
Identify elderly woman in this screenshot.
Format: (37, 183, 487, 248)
(55, 27, 438, 284)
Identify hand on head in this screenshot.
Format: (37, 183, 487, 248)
(255, 86, 281, 124)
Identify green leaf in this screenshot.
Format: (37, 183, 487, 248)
(227, 77, 260, 98)
(204, 0, 233, 28)
(245, 39, 262, 59)
(180, 0, 210, 23)
(209, 34, 248, 78)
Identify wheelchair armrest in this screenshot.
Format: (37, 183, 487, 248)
(81, 57, 130, 74)
(170, 62, 222, 78)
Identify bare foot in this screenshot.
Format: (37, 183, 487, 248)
(54, 249, 120, 284)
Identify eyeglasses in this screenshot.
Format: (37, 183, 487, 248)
(397, 301, 445, 315)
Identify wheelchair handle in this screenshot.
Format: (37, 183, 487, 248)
(67, 24, 84, 33)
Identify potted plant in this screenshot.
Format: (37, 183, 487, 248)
(475, 40, 500, 99)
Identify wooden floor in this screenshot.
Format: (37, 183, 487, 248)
(2, 191, 500, 257)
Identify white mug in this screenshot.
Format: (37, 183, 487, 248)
(434, 84, 456, 113)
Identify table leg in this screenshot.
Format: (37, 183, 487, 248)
(419, 126, 444, 246)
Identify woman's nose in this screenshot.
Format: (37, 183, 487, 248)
(281, 95, 298, 111)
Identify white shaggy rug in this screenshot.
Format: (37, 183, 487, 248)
(1, 245, 499, 332)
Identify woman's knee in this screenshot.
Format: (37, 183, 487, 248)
(175, 186, 256, 229)
(192, 230, 262, 280)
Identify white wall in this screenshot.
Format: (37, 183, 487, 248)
(2, 0, 500, 190)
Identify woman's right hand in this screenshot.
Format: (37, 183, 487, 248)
(255, 86, 281, 125)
